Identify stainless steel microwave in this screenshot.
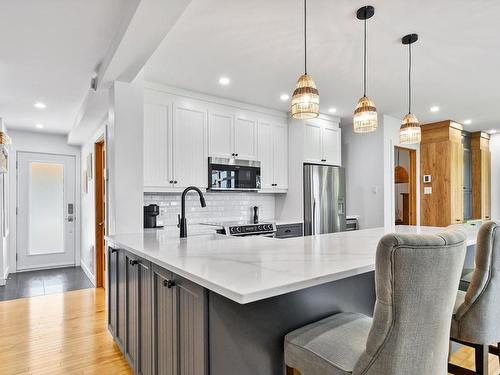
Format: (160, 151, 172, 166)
(208, 157, 261, 191)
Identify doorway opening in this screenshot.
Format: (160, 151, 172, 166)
(94, 138, 106, 288)
(394, 146, 417, 225)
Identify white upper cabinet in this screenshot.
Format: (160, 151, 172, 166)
(234, 116, 258, 160)
(304, 121, 322, 162)
(321, 125, 341, 165)
(257, 120, 288, 191)
(208, 110, 233, 159)
(172, 100, 208, 188)
(273, 123, 288, 189)
(303, 119, 341, 166)
(144, 100, 172, 188)
(257, 121, 274, 190)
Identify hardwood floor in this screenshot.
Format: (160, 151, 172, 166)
(0, 287, 497, 375)
(0, 288, 131, 375)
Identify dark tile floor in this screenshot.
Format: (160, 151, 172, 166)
(0, 266, 94, 301)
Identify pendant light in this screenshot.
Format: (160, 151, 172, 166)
(353, 6, 377, 133)
(400, 34, 421, 144)
(291, 0, 319, 119)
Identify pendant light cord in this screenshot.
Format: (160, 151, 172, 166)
(304, 0, 307, 74)
(363, 16, 367, 97)
(408, 43, 412, 114)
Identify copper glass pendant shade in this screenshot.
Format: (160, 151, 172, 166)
(291, 0, 319, 119)
(400, 33, 421, 144)
(353, 6, 378, 133)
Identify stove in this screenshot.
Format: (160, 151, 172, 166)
(204, 221, 277, 237)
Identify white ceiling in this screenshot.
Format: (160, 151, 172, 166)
(145, 0, 500, 133)
(0, 0, 137, 134)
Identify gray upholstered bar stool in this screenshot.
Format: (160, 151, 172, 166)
(284, 229, 467, 375)
(449, 221, 500, 375)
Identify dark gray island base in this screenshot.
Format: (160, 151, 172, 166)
(107, 246, 376, 375)
(208, 272, 375, 375)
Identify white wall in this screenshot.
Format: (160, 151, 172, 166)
(79, 124, 106, 285)
(7, 130, 81, 273)
(491, 134, 500, 220)
(341, 116, 385, 229)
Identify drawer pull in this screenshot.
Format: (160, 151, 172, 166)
(285, 229, 291, 233)
(163, 279, 176, 288)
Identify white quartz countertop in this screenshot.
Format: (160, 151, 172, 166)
(105, 223, 479, 304)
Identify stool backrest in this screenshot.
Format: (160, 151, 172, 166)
(454, 221, 500, 343)
(353, 229, 466, 375)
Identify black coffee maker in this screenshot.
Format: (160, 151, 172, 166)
(144, 204, 160, 228)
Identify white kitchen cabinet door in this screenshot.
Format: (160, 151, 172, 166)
(322, 125, 341, 165)
(234, 117, 257, 160)
(257, 121, 274, 190)
(273, 123, 288, 189)
(144, 102, 171, 187)
(172, 102, 208, 188)
(208, 110, 233, 159)
(304, 121, 322, 162)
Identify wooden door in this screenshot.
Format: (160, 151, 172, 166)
(303, 121, 322, 162)
(176, 276, 208, 375)
(234, 116, 257, 160)
(152, 265, 177, 375)
(208, 110, 233, 159)
(125, 253, 138, 370)
(116, 249, 127, 352)
(273, 123, 288, 189)
(137, 259, 152, 375)
(95, 139, 106, 288)
(172, 101, 207, 188)
(321, 125, 341, 165)
(257, 121, 274, 189)
(107, 247, 118, 337)
(144, 102, 172, 188)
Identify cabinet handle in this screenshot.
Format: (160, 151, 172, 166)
(110, 248, 117, 254)
(486, 216, 490, 219)
(231, 153, 235, 157)
(163, 279, 176, 288)
(169, 180, 174, 184)
(321, 159, 326, 162)
(129, 259, 138, 266)
(235, 153, 239, 157)
(174, 180, 178, 184)
(285, 229, 291, 233)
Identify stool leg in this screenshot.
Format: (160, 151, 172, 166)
(286, 366, 300, 375)
(475, 344, 489, 375)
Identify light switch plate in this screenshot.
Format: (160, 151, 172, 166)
(424, 186, 432, 195)
(423, 175, 431, 183)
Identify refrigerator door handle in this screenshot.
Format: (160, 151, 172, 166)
(312, 198, 316, 234)
(338, 201, 345, 215)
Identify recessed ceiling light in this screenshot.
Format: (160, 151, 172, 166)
(489, 129, 497, 134)
(430, 106, 439, 113)
(34, 102, 46, 109)
(35, 123, 44, 129)
(328, 107, 337, 113)
(218, 77, 230, 86)
(280, 94, 290, 101)
(463, 119, 472, 125)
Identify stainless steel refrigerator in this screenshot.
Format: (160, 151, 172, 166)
(304, 164, 346, 235)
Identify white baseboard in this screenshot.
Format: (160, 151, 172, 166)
(80, 260, 96, 287)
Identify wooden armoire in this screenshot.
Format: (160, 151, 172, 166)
(471, 132, 491, 220)
(420, 121, 464, 227)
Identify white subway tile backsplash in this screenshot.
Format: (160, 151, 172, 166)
(144, 192, 276, 226)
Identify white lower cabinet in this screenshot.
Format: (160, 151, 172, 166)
(258, 120, 288, 191)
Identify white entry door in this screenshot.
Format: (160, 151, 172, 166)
(17, 152, 76, 271)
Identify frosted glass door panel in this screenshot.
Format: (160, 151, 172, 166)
(17, 152, 76, 271)
(29, 162, 64, 254)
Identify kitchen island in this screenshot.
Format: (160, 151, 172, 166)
(105, 223, 479, 375)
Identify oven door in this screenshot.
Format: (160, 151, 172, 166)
(208, 158, 261, 191)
